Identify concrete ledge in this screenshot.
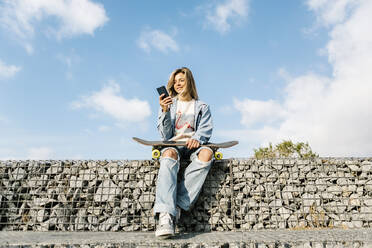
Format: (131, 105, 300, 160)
(1, 229, 372, 247)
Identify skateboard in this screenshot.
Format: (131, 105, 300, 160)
(133, 137, 238, 160)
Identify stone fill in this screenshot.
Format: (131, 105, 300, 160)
(0, 158, 371, 232)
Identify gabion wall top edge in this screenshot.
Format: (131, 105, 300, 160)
(0, 157, 372, 162)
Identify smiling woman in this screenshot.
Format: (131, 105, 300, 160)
(154, 67, 214, 239)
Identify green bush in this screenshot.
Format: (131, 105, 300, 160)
(253, 140, 318, 159)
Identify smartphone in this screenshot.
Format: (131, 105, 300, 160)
(156, 86, 169, 98)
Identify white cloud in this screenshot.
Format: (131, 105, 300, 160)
(27, 147, 54, 160)
(137, 28, 179, 53)
(72, 81, 151, 123)
(0, 0, 108, 48)
(234, 98, 287, 127)
(0, 59, 21, 79)
(307, 0, 356, 26)
(227, 0, 372, 157)
(205, 0, 249, 34)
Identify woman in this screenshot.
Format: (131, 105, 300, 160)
(154, 67, 214, 239)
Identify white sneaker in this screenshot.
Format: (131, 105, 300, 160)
(155, 212, 174, 239)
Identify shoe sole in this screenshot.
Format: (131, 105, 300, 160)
(155, 229, 174, 239)
(156, 234, 174, 240)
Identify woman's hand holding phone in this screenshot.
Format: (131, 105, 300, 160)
(159, 94, 172, 112)
(157, 86, 172, 112)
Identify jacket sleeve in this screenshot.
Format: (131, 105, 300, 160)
(157, 107, 173, 141)
(192, 104, 213, 145)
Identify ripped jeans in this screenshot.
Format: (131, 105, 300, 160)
(153, 146, 214, 218)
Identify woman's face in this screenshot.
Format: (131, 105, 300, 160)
(174, 72, 187, 95)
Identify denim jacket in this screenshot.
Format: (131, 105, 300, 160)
(157, 98, 213, 144)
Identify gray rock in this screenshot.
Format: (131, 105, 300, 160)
(144, 173, 155, 186)
(321, 192, 334, 200)
(133, 188, 141, 200)
(87, 206, 102, 216)
(253, 222, 264, 230)
(138, 194, 155, 209)
(327, 185, 342, 195)
(282, 185, 294, 201)
(136, 180, 146, 188)
(244, 213, 257, 223)
(245, 171, 255, 179)
(99, 217, 118, 231)
(87, 215, 98, 225)
(32, 197, 54, 207)
(122, 188, 131, 198)
(347, 164, 360, 172)
(349, 194, 361, 206)
(324, 201, 347, 214)
(235, 171, 244, 179)
(360, 206, 372, 219)
(278, 207, 291, 220)
(219, 198, 230, 213)
(94, 179, 120, 202)
(46, 164, 63, 175)
(269, 199, 283, 208)
(236, 192, 244, 200)
(233, 182, 246, 190)
(75, 214, 88, 230)
(11, 167, 27, 180)
(79, 169, 96, 181)
(363, 198, 372, 206)
(120, 197, 131, 209)
(305, 184, 317, 193)
(361, 161, 372, 172)
(69, 176, 84, 188)
(365, 180, 372, 191)
(210, 212, 221, 225)
(242, 185, 251, 195)
(36, 209, 47, 223)
(57, 192, 68, 203)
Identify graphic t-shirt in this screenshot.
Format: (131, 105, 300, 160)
(171, 99, 195, 142)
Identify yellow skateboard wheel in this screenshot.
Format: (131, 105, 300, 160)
(152, 149, 161, 159)
(214, 151, 223, 160)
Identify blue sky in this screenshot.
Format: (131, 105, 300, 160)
(0, 0, 371, 160)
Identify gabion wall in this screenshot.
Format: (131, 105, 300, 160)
(0, 158, 371, 232)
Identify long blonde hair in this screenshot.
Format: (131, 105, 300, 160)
(167, 67, 199, 100)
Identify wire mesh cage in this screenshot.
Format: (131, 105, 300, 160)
(232, 158, 372, 230)
(0, 158, 371, 232)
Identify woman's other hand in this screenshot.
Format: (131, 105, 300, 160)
(159, 94, 172, 112)
(186, 139, 200, 149)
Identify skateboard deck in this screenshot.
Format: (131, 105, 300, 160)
(133, 137, 238, 160)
